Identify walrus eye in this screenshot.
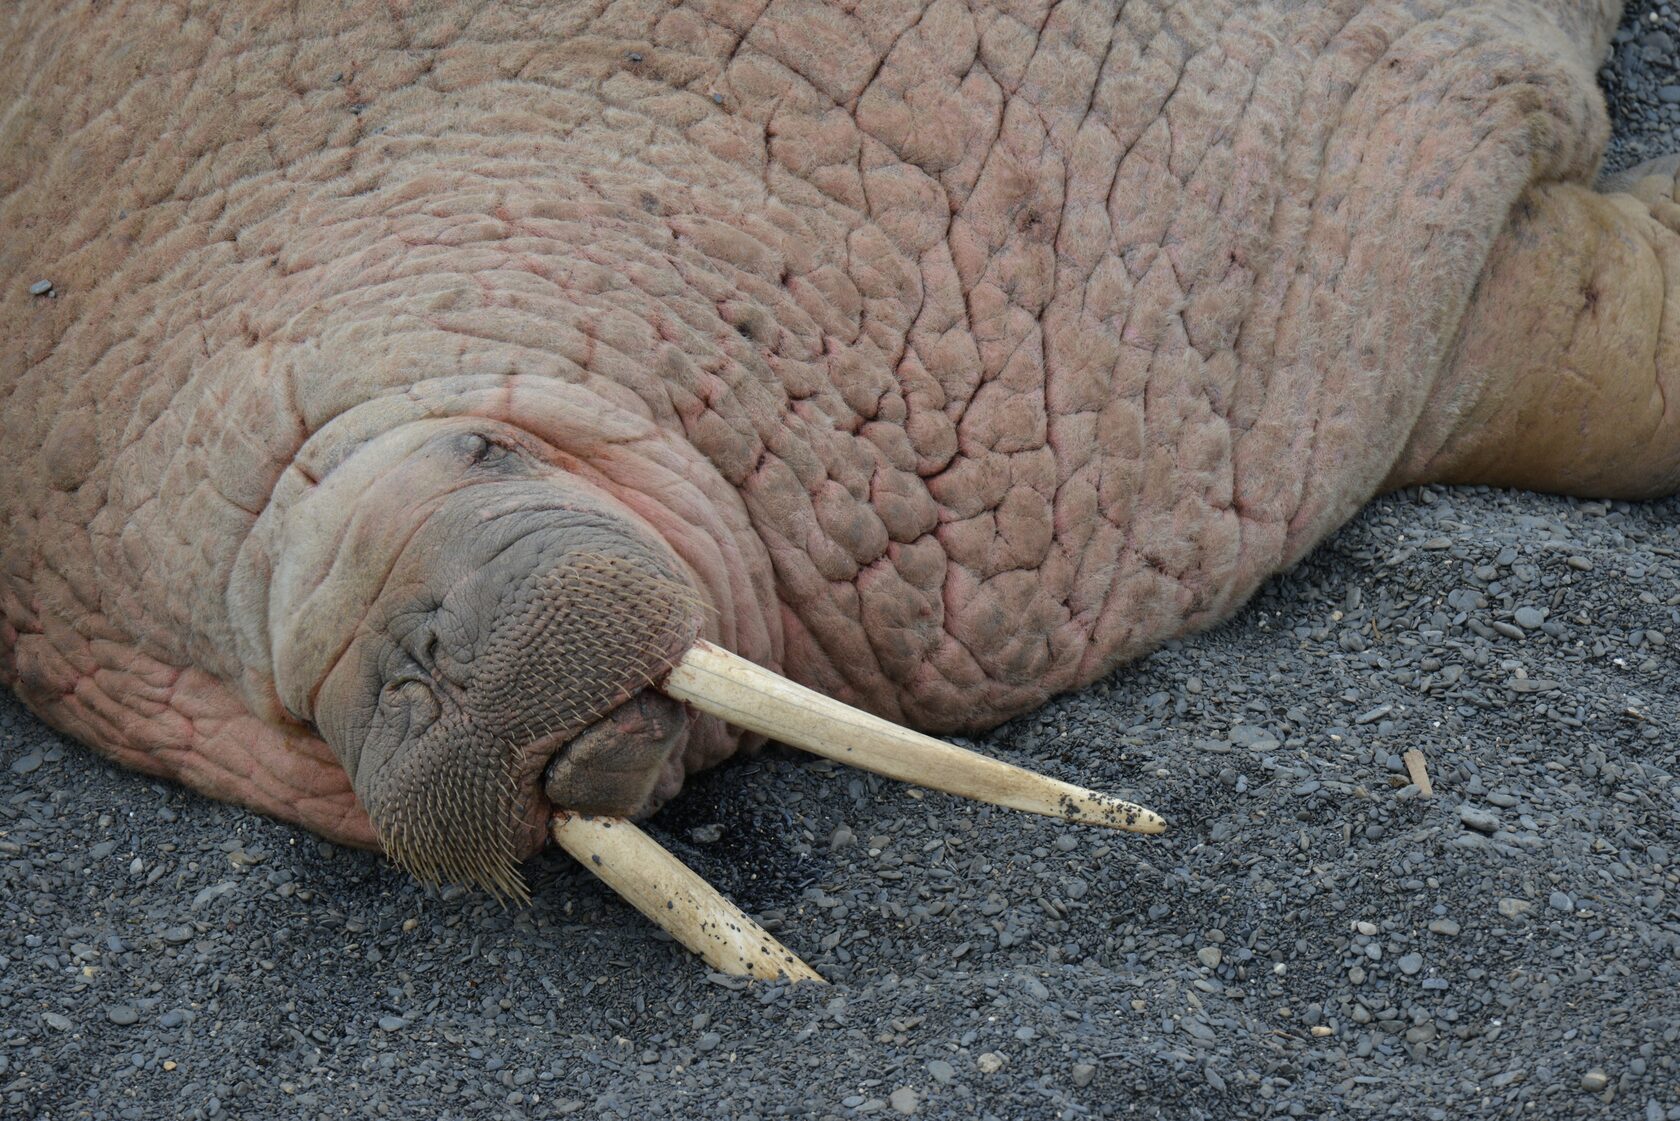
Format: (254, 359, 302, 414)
(458, 432, 513, 467)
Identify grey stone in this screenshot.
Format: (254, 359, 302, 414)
(1460, 805, 1500, 833)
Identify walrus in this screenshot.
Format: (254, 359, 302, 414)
(2, 0, 1675, 975)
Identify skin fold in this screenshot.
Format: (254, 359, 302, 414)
(0, 0, 1674, 887)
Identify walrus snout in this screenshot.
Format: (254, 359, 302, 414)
(336, 537, 702, 898)
(270, 418, 705, 897)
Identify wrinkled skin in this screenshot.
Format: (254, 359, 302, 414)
(2, 1, 1676, 889)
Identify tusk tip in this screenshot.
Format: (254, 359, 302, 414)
(1133, 810, 1168, 835)
(1068, 792, 1168, 835)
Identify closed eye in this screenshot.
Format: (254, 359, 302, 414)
(459, 431, 517, 469)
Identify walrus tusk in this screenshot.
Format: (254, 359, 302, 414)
(661, 640, 1166, 834)
(550, 812, 824, 983)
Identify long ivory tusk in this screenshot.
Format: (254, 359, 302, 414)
(550, 812, 824, 983)
(662, 640, 1166, 834)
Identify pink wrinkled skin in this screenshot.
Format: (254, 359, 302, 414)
(1, 1, 1675, 849)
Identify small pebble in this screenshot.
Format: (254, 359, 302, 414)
(1549, 891, 1573, 912)
(107, 1006, 138, 1026)
(1397, 953, 1423, 976)
(976, 1052, 1005, 1074)
(1072, 1063, 1096, 1088)
(889, 1087, 918, 1115)
(1197, 946, 1222, 968)
(377, 1016, 405, 1032)
(926, 1060, 954, 1084)
(1581, 1069, 1610, 1092)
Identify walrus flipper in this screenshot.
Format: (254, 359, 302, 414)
(1393, 158, 1680, 499)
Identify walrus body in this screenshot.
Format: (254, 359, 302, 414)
(2, 1, 1676, 889)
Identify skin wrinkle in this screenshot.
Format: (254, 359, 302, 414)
(2, 0, 1677, 851)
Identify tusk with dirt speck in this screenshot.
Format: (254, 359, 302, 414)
(550, 811, 824, 983)
(661, 640, 1167, 835)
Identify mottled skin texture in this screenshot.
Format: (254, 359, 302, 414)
(2, 1, 1676, 882)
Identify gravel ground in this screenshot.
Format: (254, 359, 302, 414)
(1599, 0, 1680, 175)
(4, 7, 1679, 1120)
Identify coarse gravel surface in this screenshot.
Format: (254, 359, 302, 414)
(1599, 0, 1680, 175)
(4, 5, 1679, 1120)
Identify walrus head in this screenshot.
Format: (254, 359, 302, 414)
(263, 416, 712, 897)
(256, 407, 1161, 974)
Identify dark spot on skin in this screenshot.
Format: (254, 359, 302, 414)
(1583, 284, 1600, 313)
(736, 321, 755, 340)
(591, 854, 601, 865)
